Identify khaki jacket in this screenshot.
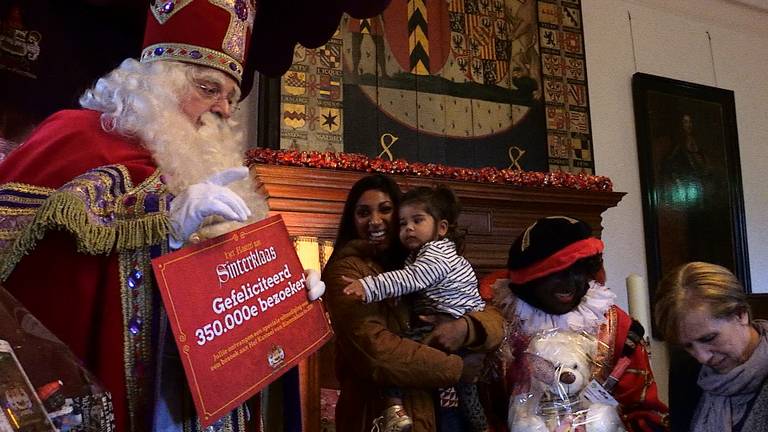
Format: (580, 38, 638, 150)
(323, 240, 504, 432)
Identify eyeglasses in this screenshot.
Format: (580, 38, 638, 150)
(194, 80, 239, 109)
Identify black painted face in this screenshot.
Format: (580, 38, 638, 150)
(516, 268, 591, 315)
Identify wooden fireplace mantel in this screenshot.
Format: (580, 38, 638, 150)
(251, 164, 625, 276)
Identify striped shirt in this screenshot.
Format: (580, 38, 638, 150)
(360, 238, 485, 318)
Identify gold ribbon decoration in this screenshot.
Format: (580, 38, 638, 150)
(378, 133, 399, 160)
(508, 146, 526, 170)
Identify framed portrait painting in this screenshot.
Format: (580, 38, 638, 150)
(631, 72, 750, 301)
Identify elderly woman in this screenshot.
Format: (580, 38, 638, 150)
(654, 261, 768, 431)
(322, 174, 505, 432)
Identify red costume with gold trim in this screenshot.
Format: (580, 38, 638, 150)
(0, 109, 255, 431)
(1, 109, 165, 430)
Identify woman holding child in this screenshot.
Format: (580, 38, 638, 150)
(322, 174, 505, 432)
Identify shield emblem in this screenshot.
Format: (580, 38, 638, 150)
(318, 73, 341, 100)
(317, 42, 342, 70)
(448, 0, 509, 85)
(319, 108, 341, 132)
(382, 0, 450, 75)
(283, 71, 306, 96)
(283, 103, 307, 129)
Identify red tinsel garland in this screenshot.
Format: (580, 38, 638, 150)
(244, 148, 614, 192)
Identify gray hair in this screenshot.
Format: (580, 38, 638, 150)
(79, 58, 239, 137)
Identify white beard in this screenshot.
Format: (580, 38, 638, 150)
(141, 110, 268, 238)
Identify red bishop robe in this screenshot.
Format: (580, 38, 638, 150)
(0, 109, 260, 432)
(0, 109, 156, 430)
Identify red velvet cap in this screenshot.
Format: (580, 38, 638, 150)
(508, 237, 604, 284)
(507, 216, 604, 284)
(140, 0, 256, 84)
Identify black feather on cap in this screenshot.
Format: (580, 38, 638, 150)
(507, 216, 593, 270)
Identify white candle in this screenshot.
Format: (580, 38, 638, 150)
(626, 273, 653, 339)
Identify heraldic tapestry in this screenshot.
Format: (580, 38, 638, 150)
(276, 0, 593, 173)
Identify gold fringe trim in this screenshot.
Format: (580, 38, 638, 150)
(1, 191, 171, 281)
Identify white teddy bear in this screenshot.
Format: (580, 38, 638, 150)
(508, 330, 625, 432)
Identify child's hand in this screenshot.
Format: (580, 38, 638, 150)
(341, 276, 366, 301)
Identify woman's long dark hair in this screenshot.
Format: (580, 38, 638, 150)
(330, 174, 407, 269)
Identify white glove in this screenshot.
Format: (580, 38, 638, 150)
(305, 269, 325, 301)
(169, 167, 251, 248)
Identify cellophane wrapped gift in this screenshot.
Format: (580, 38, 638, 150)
(507, 329, 624, 432)
(0, 284, 114, 431)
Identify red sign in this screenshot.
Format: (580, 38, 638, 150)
(152, 215, 333, 427)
